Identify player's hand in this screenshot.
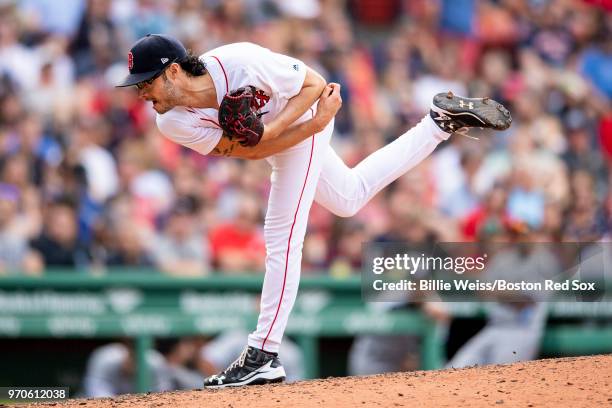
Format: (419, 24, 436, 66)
(313, 83, 342, 132)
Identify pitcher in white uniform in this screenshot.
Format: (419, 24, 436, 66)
(117, 34, 512, 389)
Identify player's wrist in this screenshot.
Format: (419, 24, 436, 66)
(311, 116, 326, 133)
(314, 108, 336, 131)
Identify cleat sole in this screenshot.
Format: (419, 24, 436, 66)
(433, 92, 512, 131)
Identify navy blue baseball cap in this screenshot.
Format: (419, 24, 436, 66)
(116, 34, 188, 87)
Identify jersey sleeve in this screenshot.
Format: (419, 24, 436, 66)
(245, 45, 307, 100)
(156, 110, 223, 156)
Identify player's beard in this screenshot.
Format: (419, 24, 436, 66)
(156, 77, 181, 114)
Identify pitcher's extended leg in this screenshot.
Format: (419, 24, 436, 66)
(315, 115, 449, 217)
(314, 92, 512, 217)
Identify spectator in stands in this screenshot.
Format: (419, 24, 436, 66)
(115, 138, 174, 226)
(462, 185, 512, 241)
(208, 193, 265, 273)
(69, 0, 121, 77)
(439, 149, 483, 218)
(0, 8, 40, 91)
(0, 183, 36, 274)
(13, 112, 63, 185)
(104, 221, 155, 268)
(507, 165, 545, 229)
(68, 118, 119, 205)
(151, 196, 209, 277)
(27, 196, 91, 271)
(328, 220, 369, 277)
(563, 170, 603, 241)
(1, 153, 37, 197)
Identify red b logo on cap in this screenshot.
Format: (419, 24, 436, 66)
(128, 52, 134, 71)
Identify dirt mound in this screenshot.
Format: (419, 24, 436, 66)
(17, 355, 612, 408)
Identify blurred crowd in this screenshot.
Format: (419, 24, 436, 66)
(0, 0, 610, 276)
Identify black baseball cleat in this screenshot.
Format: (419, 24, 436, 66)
(203, 346, 286, 389)
(430, 91, 512, 137)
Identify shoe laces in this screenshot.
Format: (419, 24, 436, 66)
(433, 114, 480, 140)
(454, 127, 479, 140)
(225, 346, 249, 373)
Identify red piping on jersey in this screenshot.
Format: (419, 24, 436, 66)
(210, 55, 228, 94)
(261, 108, 316, 352)
(200, 117, 220, 127)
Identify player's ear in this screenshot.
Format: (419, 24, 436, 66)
(166, 62, 181, 81)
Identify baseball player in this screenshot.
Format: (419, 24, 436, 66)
(117, 34, 512, 388)
(446, 244, 560, 368)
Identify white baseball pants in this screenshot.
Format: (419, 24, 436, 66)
(248, 114, 450, 353)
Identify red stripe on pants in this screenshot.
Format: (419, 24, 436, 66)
(261, 132, 315, 351)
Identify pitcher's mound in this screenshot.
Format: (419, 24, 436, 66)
(23, 354, 612, 408)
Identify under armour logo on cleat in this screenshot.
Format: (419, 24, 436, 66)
(459, 100, 474, 109)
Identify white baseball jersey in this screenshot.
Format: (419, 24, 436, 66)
(156, 42, 310, 156)
(155, 42, 450, 353)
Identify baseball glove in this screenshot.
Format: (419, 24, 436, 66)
(218, 86, 265, 147)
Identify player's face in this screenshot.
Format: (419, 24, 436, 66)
(136, 72, 177, 114)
